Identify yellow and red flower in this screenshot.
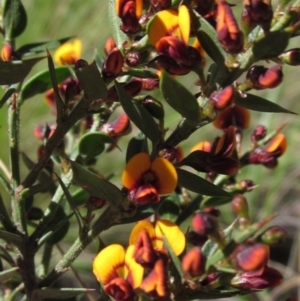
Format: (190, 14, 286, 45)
(54, 39, 82, 65)
(122, 152, 177, 204)
(93, 219, 186, 299)
(147, 5, 204, 74)
(93, 244, 143, 301)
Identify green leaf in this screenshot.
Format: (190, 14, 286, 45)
(158, 194, 180, 222)
(0, 230, 21, 246)
(201, 196, 233, 207)
(0, 267, 19, 283)
(160, 71, 199, 125)
(162, 233, 184, 278)
(253, 31, 290, 60)
(176, 169, 231, 197)
(20, 67, 72, 102)
(78, 133, 116, 160)
(32, 288, 95, 300)
(75, 61, 108, 101)
(126, 133, 148, 162)
(190, 8, 226, 66)
(17, 37, 73, 56)
(108, 0, 127, 50)
(0, 87, 16, 108)
(176, 195, 202, 226)
(236, 93, 296, 114)
(37, 205, 70, 246)
(69, 160, 123, 207)
(124, 68, 159, 79)
(115, 81, 161, 146)
(55, 172, 83, 230)
(72, 188, 90, 207)
(0, 57, 44, 85)
(46, 50, 64, 113)
(3, 0, 27, 40)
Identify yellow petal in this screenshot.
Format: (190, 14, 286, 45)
(147, 9, 179, 47)
(122, 153, 151, 190)
(155, 220, 186, 256)
(129, 220, 155, 245)
(151, 157, 177, 194)
(125, 245, 144, 288)
(178, 5, 190, 45)
(54, 39, 82, 65)
(93, 244, 126, 285)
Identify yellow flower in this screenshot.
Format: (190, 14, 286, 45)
(54, 39, 82, 65)
(122, 152, 177, 204)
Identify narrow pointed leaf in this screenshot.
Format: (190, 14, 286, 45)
(69, 160, 123, 206)
(32, 288, 95, 300)
(0, 267, 19, 283)
(201, 196, 233, 207)
(236, 93, 296, 114)
(176, 195, 202, 226)
(126, 133, 148, 162)
(46, 50, 64, 113)
(3, 0, 27, 40)
(108, 0, 127, 49)
(160, 71, 199, 124)
(253, 31, 290, 60)
(190, 8, 226, 66)
(75, 61, 108, 101)
(17, 37, 73, 56)
(20, 67, 72, 102)
(78, 133, 116, 160)
(158, 194, 180, 222)
(115, 81, 161, 146)
(0, 231, 21, 246)
(161, 234, 184, 278)
(0, 87, 16, 108)
(0, 57, 44, 85)
(176, 168, 231, 197)
(55, 173, 83, 230)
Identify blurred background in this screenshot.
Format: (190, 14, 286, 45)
(0, 0, 299, 300)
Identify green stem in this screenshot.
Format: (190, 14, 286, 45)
(9, 93, 27, 235)
(38, 205, 121, 287)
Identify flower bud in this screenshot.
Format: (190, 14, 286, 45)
(1, 44, 13, 61)
(260, 226, 287, 246)
(251, 125, 267, 142)
(230, 266, 282, 289)
(242, 0, 273, 33)
(233, 243, 269, 273)
(226, 179, 256, 193)
(142, 78, 159, 91)
(102, 47, 124, 79)
(216, 1, 244, 54)
(232, 194, 250, 229)
(154, 55, 190, 75)
(119, 0, 142, 34)
(279, 48, 300, 66)
(246, 65, 283, 89)
(187, 231, 208, 246)
(125, 51, 140, 66)
(210, 86, 235, 111)
(141, 95, 164, 120)
(192, 212, 219, 236)
(74, 59, 89, 69)
(182, 247, 206, 277)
